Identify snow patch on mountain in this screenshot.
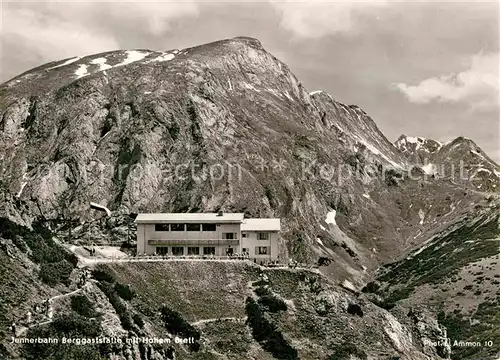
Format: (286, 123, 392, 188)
(284, 91, 294, 101)
(395, 135, 444, 154)
(148, 52, 175, 63)
(241, 82, 260, 92)
(48, 56, 81, 70)
(476, 168, 492, 174)
(421, 163, 436, 175)
(117, 50, 151, 66)
(398, 136, 424, 150)
(418, 209, 425, 225)
(469, 150, 492, 165)
(75, 64, 89, 78)
(342, 280, 356, 292)
(357, 136, 403, 169)
(16, 173, 29, 198)
(72, 50, 151, 79)
(405, 136, 420, 144)
(90, 57, 113, 71)
(266, 88, 281, 97)
(325, 210, 337, 225)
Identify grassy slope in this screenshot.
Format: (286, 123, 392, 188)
(103, 261, 275, 359)
(366, 214, 500, 360)
(105, 261, 259, 322)
(375, 214, 499, 302)
(103, 262, 428, 360)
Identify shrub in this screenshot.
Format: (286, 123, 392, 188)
(254, 286, 271, 297)
(160, 306, 200, 351)
(245, 298, 298, 360)
(50, 313, 101, 336)
(92, 269, 114, 283)
(361, 281, 380, 293)
(347, 303, 364, 317)
(115, 283, 134, 301)
(0, 217, 77, 286)
(0, 219, 46, 259)
(133, 313, 145, 328)
(39, 260, 74, 286)
(97, 281, 133, 330)
(22, 313, 107, 360)
(341, 242, 356, 258)
(258, 295, 288, 313)
(65, 251, 79, 267)
(384, 169, 403, 187)
(71, 295, 97, 318)
(294, 134, 313, 149)
(253, 279, 268, 287)
(372, 298, 396, 311)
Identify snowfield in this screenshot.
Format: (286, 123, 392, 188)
(89, 57, 113, 71)
(421, 163, 436, 175)
(48, 56, 81, 70)
(75, 64, 89, 78)
(325, 210, 337, 226)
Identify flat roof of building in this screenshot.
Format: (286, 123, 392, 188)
(241, 218, 281, 231)
(135, 213, 245, 224)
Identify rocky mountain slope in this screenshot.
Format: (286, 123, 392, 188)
(395, 135, 500, 193)
(363, 204, 500, 360)
(1, 36, 499, 360)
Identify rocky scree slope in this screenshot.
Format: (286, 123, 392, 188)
(0, 36, 498, 286)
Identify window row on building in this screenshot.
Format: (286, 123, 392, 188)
(153, 223, 270, 240)
(155, 223, 217, 232)
(154, 246, 270, 256)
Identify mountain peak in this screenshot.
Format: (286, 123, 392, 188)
(231, 36, 263, 48)
(448, 135, 475, 147)
(394, 134, 442, 155)
(3, 37, 266, 88)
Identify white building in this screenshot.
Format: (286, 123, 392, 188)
(135, 212, 280, 260)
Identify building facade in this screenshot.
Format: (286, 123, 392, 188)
(135, 212, 280, 260)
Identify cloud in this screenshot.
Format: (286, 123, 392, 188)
(270, 0, 496, 40)
(395, 52, 499, 111)
(269, 0, 389, 38)
(0, 1, 200, 81)
(94, 1, 201, 35)
(2, 6, 119, 63)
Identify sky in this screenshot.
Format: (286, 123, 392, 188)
(1, 0, 499, 162)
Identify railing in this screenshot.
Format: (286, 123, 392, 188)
(147, 239, 240, 246)
(135, 254, 250, 260)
